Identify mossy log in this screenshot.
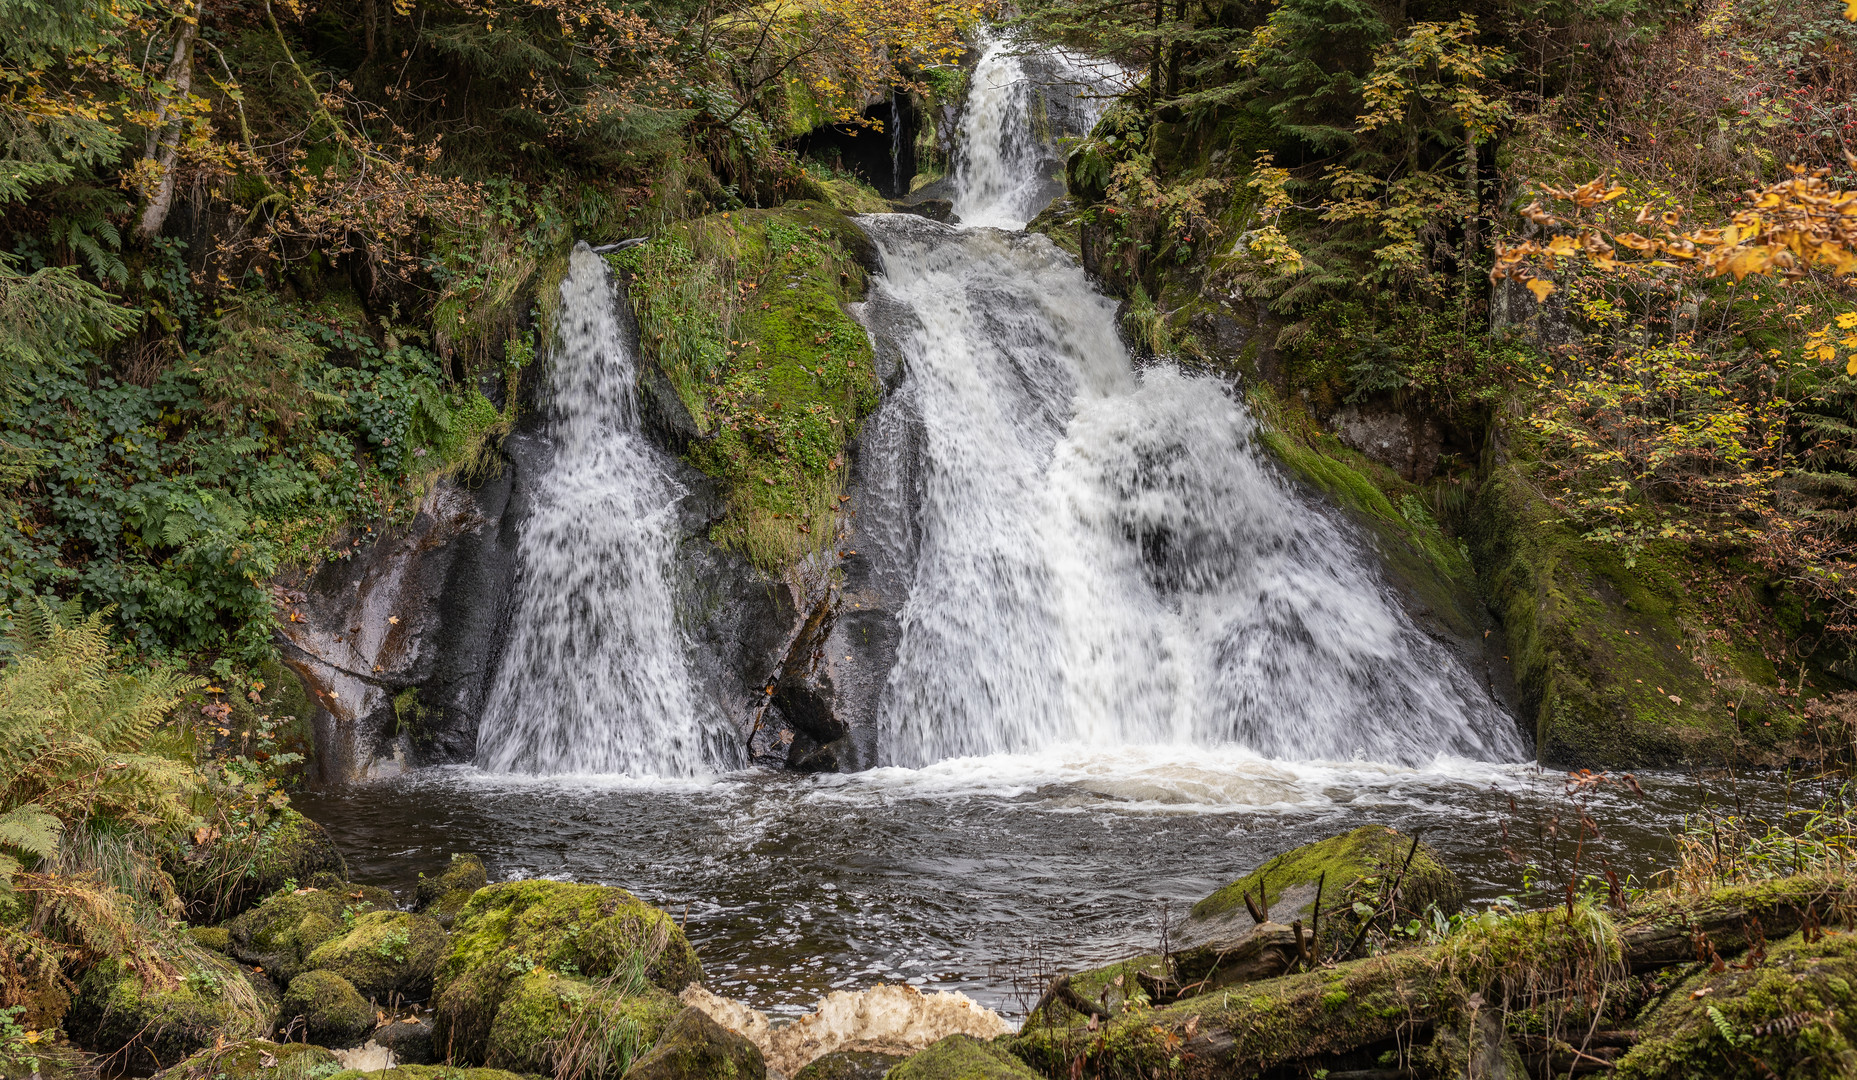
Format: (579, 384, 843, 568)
(1015, 875, 1851, 1079)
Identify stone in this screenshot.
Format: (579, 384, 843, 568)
(789, 1050, 905, 1080)
(621, 1006, 766, 1080)
(281, 970, 375, 1049)
(413, 853, 487, 911)
(885, 1035, 1041, 1080)
(305, 910, 449, 1000)
(371, 1015, 437, 1065)
(154, 1039, 341, 1080)
(66, 952, 275, 1073)
(1172, 825, 1460, 990)
(483, 969, 683, 1080)
(170, 809, 347, 923)
(226, 884, 394, 986)
(432, 880, 702, 1065)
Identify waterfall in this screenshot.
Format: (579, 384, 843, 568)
(857, 40, 1528, 769)
(476, 243, 732, 776)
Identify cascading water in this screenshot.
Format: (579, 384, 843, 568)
(861, 38, 1528, 769)
(475, 243, 733, 776)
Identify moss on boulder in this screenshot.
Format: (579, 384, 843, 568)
(484, 969, 683, 1080)
(887, 1035, 1041, 1080)
(154, 1039, 341, 1080)
(226, 883, 393, 986)
(789, 1049, 906, 1080)
(306, 910, 449, 1000)
(432, 880, 701, 1064)
(187, 925, 232, 954)
(621, 1005, 765, 1080)
(66, 950, 276, 1072)
(281, 970, 374, 1049)
(1187, 824, 1460, 960)
(170, 809, 347, 923)
(1469, 458, 1798, 767)
(415, 853, 487, 929)
(1615, 933, 1857, 1080)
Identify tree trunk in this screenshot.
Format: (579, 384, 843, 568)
(134, 0, 204, 243)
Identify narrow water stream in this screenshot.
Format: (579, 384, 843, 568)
(302, 33, 1800, 1022)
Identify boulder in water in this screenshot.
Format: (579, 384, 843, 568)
(886, 1035, 1041, 1080)
(1172, 825, 1460, 991)
(432, 880, 700, 1064)
(306, 910, 449, 999)
(154, 1039, 340, 1080)
(414, 852, 487, 928)
(226, 883, 394, 986)
(621, 1006, 766, 1080)
(281, 970, 375, 1049)
(371, 1014, 438, 1065)
(680, 983, 1010, 1076)
(483, 969, 683, 1079)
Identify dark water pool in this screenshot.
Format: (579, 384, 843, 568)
(297, 747, 1809, 1018)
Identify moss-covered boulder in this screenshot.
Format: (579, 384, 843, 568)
(170, 809, 347, 923)
(65, 951, 276, 1072)
(1615, 932, 1857, 1080)
(621, 1005, 765, 1080)
(1470, 459, 1798, 767)
(226, 883, 393, 986)
(432, 880, 702, 1064)
(187, 925, 232, 954)
(790, 1049, 906, 1079)
(886, 1035, 1041, 1080)
(484, 969, 684, 1079)
(305, 910, 449, 1000)
(280, 970, 375, 1049)
(414, 853, 487, 929)
(326, 1068, 528, 1080)
(154, 1039, 341, 1080)
(1177, 824, 1460, 983)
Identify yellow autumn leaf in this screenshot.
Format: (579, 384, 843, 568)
(1847, 0, 1857, 20)
(1526, 278, 1556, 302)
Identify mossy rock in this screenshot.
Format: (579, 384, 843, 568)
(66, 951, 276, 1072)
(306, 910, 449, 1000)
(433, 880, 701, 1063)
(620, 1005, 765, 1080)
(1615, 932, 1857, 1080)
(154, 1039, 341, 1080)
(188, 925, 232, 954)
(1186, 825, 1460, 960)
(373, 1015, 437, 1065)
(789, 1049, 906, 1080)
(485, 969, 683, 1080)
(227, 883, 393, 986)
(281, 970, 375, 1049)
(170, 809, 348, 923)
(1469, 458, 1795, 767)
(415, 854, 488, 912)
(326, 1068, 529, 1080)
(886, 1035, 1041, 1080)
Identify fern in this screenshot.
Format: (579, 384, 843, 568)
(0, 599, 201, 893)
(1707, 1004, 1745, 1047)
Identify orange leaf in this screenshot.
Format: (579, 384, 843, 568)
(1526, 278, 1556, 302)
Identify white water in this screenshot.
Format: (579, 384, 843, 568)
(475, 244, 730, 776)
(860, 42, 1528, 769)
(952, 35, 1120, 229)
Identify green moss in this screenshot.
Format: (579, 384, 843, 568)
(621, 1005, 765, 1080)
(67, 950, 275, 1072)
(416, 854, 488, 911)
(1190, 825, 1461, 956)
(305, 910, 448, 999)
(188, 925, 232, 953)
(1469, 458, 1798, 766)
(483, 969, 681, 1080)
(281, 970, 374, 1048)
(612, 202, 879, 571)
(887, 1035, 1042, 1080)
(226, 883, 391, 986)
(171, 808, 348, 923)
(432, 880, 702, 1064)
(155, 1039, 341, 1080)
(790, 1049, 906, 1080)
(1616, 934, 1857, 1080)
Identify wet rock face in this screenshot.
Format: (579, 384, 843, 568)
(1330, 404, 1445, 482)
(275, 432, 544, 782)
